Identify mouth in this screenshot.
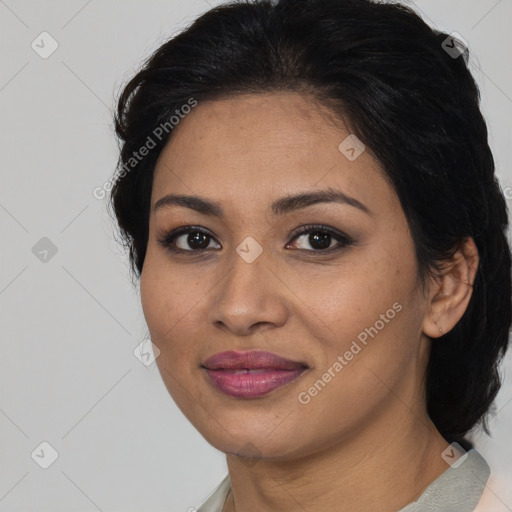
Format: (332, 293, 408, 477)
(201, 350, 309, 398)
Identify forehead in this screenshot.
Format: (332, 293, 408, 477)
(151, 92, 396, 218)
(156, 92, 344, 167)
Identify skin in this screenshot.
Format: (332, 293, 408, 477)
(139, 91, 479, 512)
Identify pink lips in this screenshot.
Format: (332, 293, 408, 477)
(202, 350, 308, 398)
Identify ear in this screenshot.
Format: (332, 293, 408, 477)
(422, 237, 479, 338)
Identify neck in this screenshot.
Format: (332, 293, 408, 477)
(222, 403, 450, 512)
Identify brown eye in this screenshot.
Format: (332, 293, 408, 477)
(157, 226, 221, 252)
(287, 224, 354, 252)
(178, 231, 212, 250)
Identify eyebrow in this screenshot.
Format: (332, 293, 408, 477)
(153, 187, 373, 217)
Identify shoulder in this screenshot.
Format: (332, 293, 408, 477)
(195, 473, 231, 512)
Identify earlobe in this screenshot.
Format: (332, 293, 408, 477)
(433, 318, 445, 336)
(422, 237, 479, 339)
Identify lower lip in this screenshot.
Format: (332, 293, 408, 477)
(204, 368, 307, 398)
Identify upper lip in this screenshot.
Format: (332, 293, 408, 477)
(202, 350, 309, 370)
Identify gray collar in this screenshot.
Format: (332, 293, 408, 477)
(397, 448, 490, 512)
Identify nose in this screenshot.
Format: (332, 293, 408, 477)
(207, 243, 289, 336)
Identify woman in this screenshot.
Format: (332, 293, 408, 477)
(109, 0, 512, 510)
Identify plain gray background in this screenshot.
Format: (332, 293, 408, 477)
(1, 1, 511, 511)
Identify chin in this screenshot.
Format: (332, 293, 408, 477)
(199, 417, 305, 460)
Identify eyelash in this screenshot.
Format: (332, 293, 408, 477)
(156, 224, 355, 256)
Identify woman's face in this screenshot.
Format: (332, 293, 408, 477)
(140, 92, 432, 460)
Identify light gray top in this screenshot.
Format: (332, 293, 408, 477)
(196, 448, 490, 512)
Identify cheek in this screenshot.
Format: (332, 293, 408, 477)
(296, 248, 416, 345)
(292, 239, 422, 411)
(140, 258, 189, 372)
(140, 251, 198, 336)
(139, 252, 217, 381)
(140, 261, 166, 335)
(140, 261, 204, 409)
